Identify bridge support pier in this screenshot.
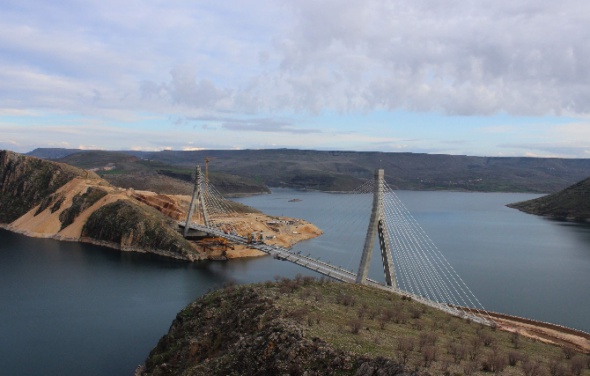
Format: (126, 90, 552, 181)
(183, 165, 210, 238)
(356, 169, 396, 288)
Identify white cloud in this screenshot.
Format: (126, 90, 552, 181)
(2, 0, 589, 117)
(1, 0, 590, 155)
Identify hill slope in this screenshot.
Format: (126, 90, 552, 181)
(508, 177, 590, 221)
(1, 150, 320, 261)
(140, 279, 590, 376)
(28, 148, 590, 193)
(0, 150, 200, 260)
(53, 150, 271, 196)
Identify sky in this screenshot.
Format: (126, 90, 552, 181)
(1, 0, 590, 157)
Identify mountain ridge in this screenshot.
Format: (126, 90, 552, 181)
(27, 147, 590, 193)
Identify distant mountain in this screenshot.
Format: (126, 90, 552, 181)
(28, 149, 271, 196)
(27, 147, 590, 193)
(26, 147, 85, 160)
(508, 177, 590, 221)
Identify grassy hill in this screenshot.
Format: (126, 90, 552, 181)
(508, 177, 590, 221)
(28, 148, 590, 193)
(141, 278, 590, 376)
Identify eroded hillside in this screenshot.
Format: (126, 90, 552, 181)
(1, 150, 201, 260)
(0, 150, 320, 261)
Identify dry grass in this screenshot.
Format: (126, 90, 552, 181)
(264, 278, 590, 376)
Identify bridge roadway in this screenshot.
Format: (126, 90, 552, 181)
(180, 221, 491, 325)
(181, 221, 364, 284)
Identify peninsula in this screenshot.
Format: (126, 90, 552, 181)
(0, 150, 320, 261)
(508, 176, 590, 222)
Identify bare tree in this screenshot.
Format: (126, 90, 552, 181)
(549, 358, 568, 376)
(447, 342, 466, 364)
(422, 345, 437, 367)
(521, 357, 543, 376)
(511, 331, 521, 348)
(570, 356, 585, 376)
(349, 317, 363, 334)
(418, 332, 438, 351)
(468, 337, 482, 361)
(481, 350, 507, 374)
(563, 346, 576, 360)
(463, 361, 478, 376)
(396, 337, 414, 365)
(508, 351, 521, 366)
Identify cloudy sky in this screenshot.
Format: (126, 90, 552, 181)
(1, 1, 589, 157)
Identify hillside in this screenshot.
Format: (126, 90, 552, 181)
(1, 150, 320, 261)
(0, 150, 202, 260)
(51, 150, 270, 196)
(140, 279, 590, 376)
(508, 177, 590, 221)
(29, 148, 590, 193)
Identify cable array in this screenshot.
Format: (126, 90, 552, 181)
(192, 173, 490, 320)
(379, 180, 490, 319)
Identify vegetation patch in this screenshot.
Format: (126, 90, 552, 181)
(59, 187, 107, 230)
(35, 193, 65, 215)
(82, 199, 197, 259)
(509, 177, 590, 221)
(0, 150, 90, 223)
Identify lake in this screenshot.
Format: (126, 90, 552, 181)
(1, 190, 589, 375)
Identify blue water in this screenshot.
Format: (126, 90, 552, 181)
(1, 190, 589, 375)
(234, 190, 590, 331)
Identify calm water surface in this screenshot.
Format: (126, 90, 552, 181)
(236, 190, 590, 331)
(1, 190, 589, 375)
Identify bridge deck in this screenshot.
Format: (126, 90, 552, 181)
(179, 221, 490, 325)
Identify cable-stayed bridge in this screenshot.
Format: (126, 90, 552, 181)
(179, 166, 492, 325)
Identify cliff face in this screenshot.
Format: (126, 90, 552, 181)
(0, 150, 200, 261)
(508, 177, 590, 221)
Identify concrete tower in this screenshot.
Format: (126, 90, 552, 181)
(356, 169, 396, 287)
(183, 165, 210, 237)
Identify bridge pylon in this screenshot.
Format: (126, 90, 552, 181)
(356, 169, 396, 288)
(183, 165, 210, 237)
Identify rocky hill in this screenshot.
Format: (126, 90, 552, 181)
(0, 150, 201, 260)
(508, 177, 590, 221)
(1, 150, 320, 261)
(140, 279, 590, 376)
(28, 148, 590, 193)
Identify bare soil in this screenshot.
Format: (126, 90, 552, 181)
(484, 311, 590, 354)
